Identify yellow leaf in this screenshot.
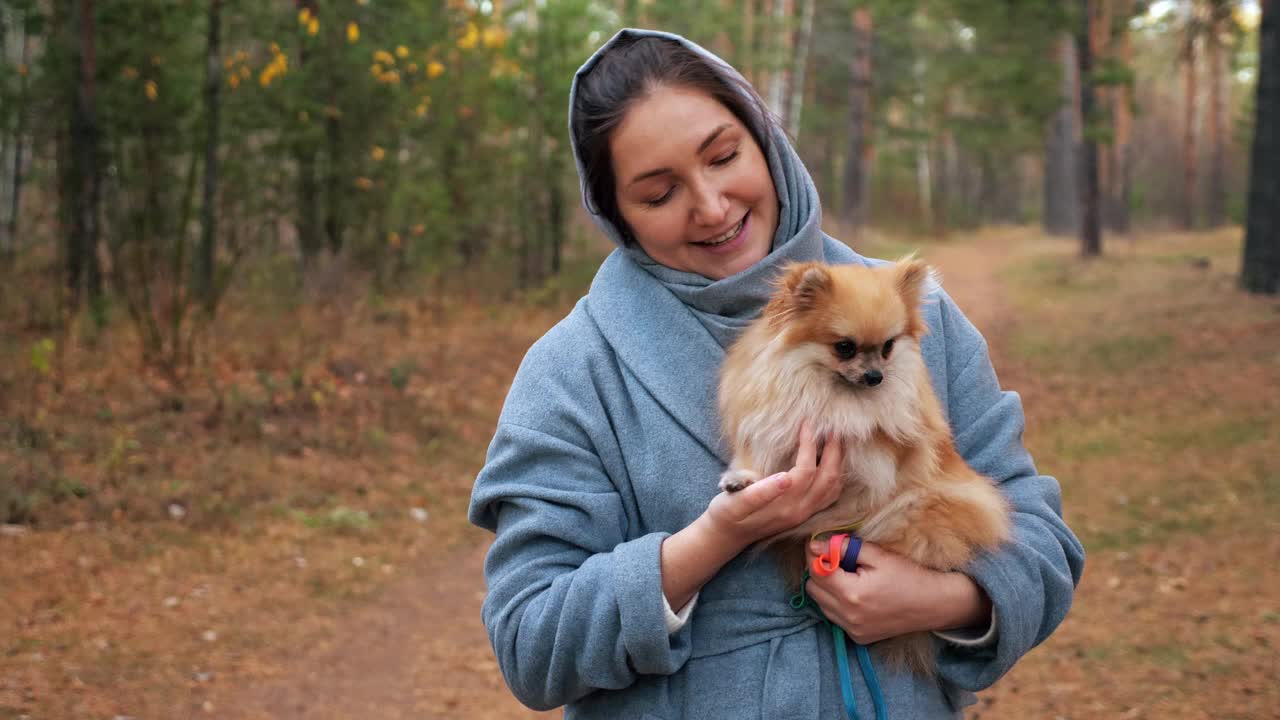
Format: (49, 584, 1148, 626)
(411, 224, 425, 236)
(371, 146, 385, 161)
(298, 7, 311, 25)
(347, 22, 360, 43)
(457, 22, 479, 50)
(145, 80, 158, 101)
(307, 17, 319, 36)
(355, 177, 373, 190)
(227, 74, 241, 89)
(374, 50, 395, 66)
(17, 63, 28, 77)
(381, 71, 400, 84)
(270, 42, 281, 54)
(407, 62, 418, 74)
(122, 66, 139, 79)
(371, 63, 383, 77)
(482, 26, 507, 49)
(387, 231, 402, 248)
(396, 45, 410, 59)
(426, 61, 444, 79)
(240, 66, 251, 79)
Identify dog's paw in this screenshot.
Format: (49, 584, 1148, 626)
(719, 468, 762, 493)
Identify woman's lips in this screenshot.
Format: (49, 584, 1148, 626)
(695, 212, 750, 255)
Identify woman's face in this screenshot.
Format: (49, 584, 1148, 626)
(610, 85, 779, 280)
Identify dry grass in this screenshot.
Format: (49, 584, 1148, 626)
(0, 255, 584, 718)
(965, 228, 1280, 720)
(1, 227, 1277, 719)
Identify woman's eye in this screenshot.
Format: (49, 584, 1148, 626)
(644, 188, 675, 207)
(711, 150, 739, 167)
(833, 340, 857, 360)
(882, 338, 895, 358)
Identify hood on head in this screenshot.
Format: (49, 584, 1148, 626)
(567, 29, 778, 255)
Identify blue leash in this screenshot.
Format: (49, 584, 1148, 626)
(791, 569, 888, 720)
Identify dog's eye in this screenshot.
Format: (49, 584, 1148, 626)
(833, 340, 857, 360)
(882, 338, 895, 358)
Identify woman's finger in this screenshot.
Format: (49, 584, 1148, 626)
(849, 540, 886, 567)
(793, 421, 817, 471)
(732, 471, 791, 514)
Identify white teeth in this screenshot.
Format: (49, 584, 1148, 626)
(702, 218, 744, 246)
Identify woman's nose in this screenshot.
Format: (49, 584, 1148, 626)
(689, 178, 730, 228)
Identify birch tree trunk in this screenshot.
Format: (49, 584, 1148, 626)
(786, 0, 815, 138)
(1045, 33, 1080, 236)
(767, 0, 794, 121)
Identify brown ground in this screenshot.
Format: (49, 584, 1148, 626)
(3, 227, 1277, 719)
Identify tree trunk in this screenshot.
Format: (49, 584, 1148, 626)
(68, 0, 103, 309)
(1078, 0, 1102, 256)
(1045, 34, 1080, 236)
(786, 0, 815, 138)
(295, 22, 321, 263)
(741, 0, 756, 86)
(767, 0, 794, 121)
(842, 6, 872, 228)
(1240, 0, 1279, 294)
(198, 0, 222, 312)
(2, 9, 29, 264)
(1206, 21, 1227, 227)
(1092, 0, 1112, 225)
(323, 8, 344, 255)
(1181, 26, 1198, 230)
(1109, 0, 1133, 233)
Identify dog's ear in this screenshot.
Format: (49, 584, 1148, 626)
(894, 256, 934, 306)
(765, 262, 831, 329)
(893, 256, 935, 337)
(782, 262, 831, 306)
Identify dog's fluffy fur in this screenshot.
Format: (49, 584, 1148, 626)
(717, 258, 1010, 676)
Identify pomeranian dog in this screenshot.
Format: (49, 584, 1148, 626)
(717, 257, 1011, 676)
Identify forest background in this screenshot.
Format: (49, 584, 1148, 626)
(1, 0, 1277, 718)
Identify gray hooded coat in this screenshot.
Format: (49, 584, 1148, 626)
(469, 28, 1085, 719)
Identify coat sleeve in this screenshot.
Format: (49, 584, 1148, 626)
(469, 418, 694, 710)
(932, 291, 1086, 691)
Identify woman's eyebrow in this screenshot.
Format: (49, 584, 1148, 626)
(626, 123, 734, 188)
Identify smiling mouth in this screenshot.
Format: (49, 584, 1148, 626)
(693, 213, 747, 247)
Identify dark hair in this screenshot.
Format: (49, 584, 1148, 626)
(572, 36, 775, 245)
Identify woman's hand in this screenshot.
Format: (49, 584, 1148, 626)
(661, 422, 844, 612)
(803, 540, 992, 644)
(703, 422, 845, 551)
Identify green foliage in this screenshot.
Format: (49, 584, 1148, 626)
(294, 505, 373, 532)
(28, 337, 54, 376)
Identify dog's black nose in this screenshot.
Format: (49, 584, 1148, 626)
(863, 370, 883, 386)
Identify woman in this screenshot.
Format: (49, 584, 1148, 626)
(469, 28, 1084, 718)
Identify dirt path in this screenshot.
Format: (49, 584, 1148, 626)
(225, 538, 552, 720)
(222, 230, 1033, 720)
